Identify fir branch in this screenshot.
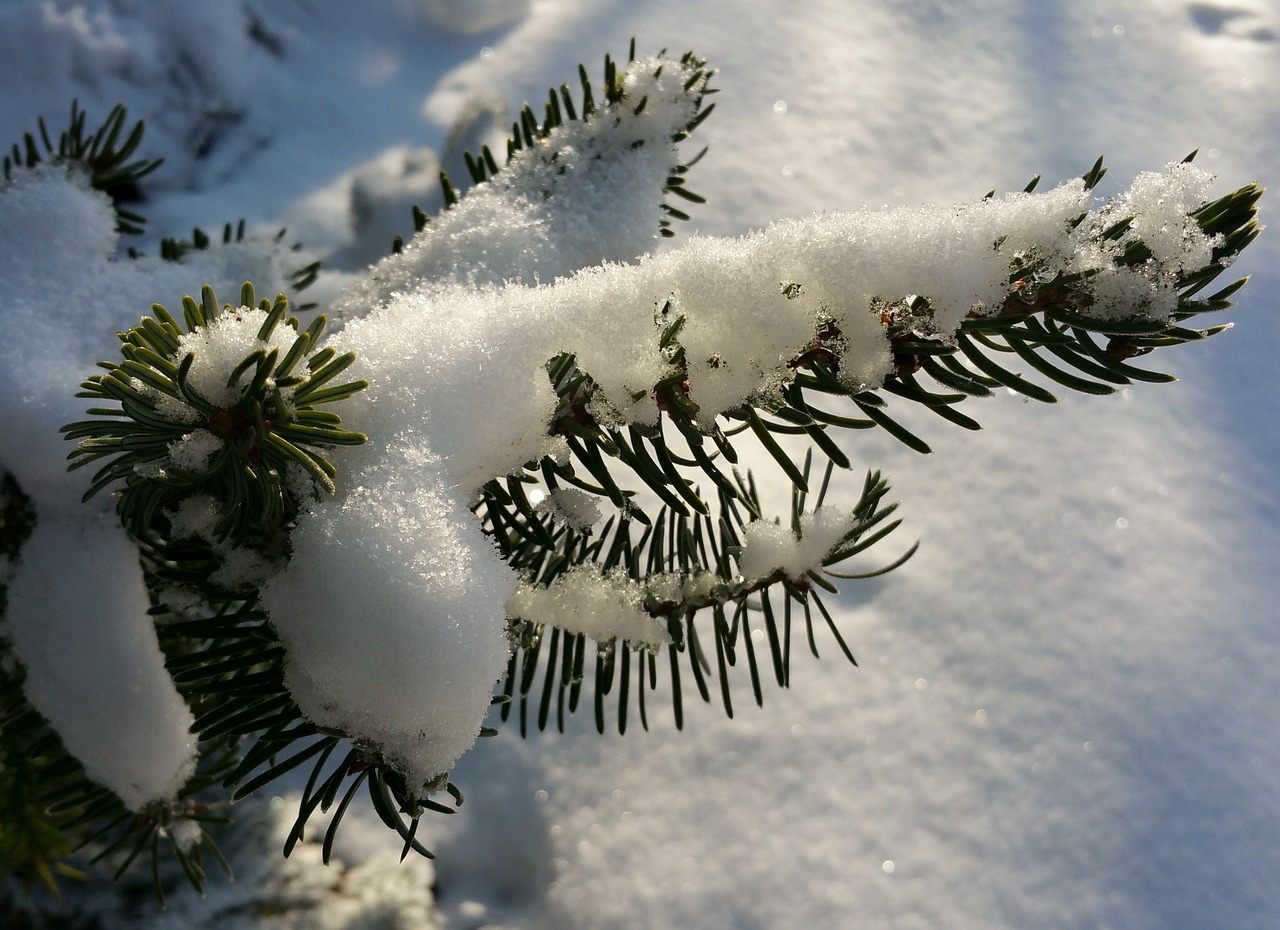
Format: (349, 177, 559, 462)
(402, 44, 716, 249)
(485, 159, 1261, 738)
(498, 451, 912, 735)
(536, 162, 1261, 467)
(62, 283, 366, 546)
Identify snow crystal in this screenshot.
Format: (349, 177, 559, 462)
(506, 565, 672, 648)
(737, 507, 860, 582)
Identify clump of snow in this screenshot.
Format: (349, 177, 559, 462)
(160, 495, 282, 594)
(665, 234, 823, 414)
(507, 565, 672, 648)
(166, 429, 223, 473)
(1085, 265, 1179, 322)
(1121, 162, 1221, 273)
(166, 817, 203, 855)
(330, 55, 706, 318)
(536, 487, 601, 531)
(260, 446, 515, 792)
(166, 494, 225, 540)
(330, 284, 572, 496)
(737, 507, 860, 582)
(1073, 163, 1225, 320)
(0, 165, 138, 503)
(167, 304, 298, 409)
(767, 176, 1092, 343)
(649, 571, 718, 604)
(2, 513, 196, 811)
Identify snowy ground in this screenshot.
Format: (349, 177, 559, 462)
(2, 0, 1278, 928)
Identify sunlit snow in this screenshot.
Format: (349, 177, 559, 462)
(1, 1, 1277, 928)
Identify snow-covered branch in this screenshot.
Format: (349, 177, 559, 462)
(0, 48, 1255, 845)
(265, 159, 1226, 788)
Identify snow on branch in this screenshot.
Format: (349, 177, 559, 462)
(331, 54, 712, 316)
(263, 157, 1225, 790)
(737, 507, 862, 583)
(506, 565, 673, 650)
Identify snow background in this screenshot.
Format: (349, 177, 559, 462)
(1, 0, 1277, 927)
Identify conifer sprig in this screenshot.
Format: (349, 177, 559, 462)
(490, 158, 1262, 736)
(393, 41, 716, 253)
(61, 283, 367, 543)
(496, 455, 913, 735)
(3, 101, 163, 235)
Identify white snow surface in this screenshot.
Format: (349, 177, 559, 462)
(2, 1, 1278, 928)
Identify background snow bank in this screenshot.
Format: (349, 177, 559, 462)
(2, 0, 1277, 928)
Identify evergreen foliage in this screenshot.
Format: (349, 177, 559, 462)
(63, 283, 366, 544)
(2, 101, 162, 236)
(0, 41, 1263, 900)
